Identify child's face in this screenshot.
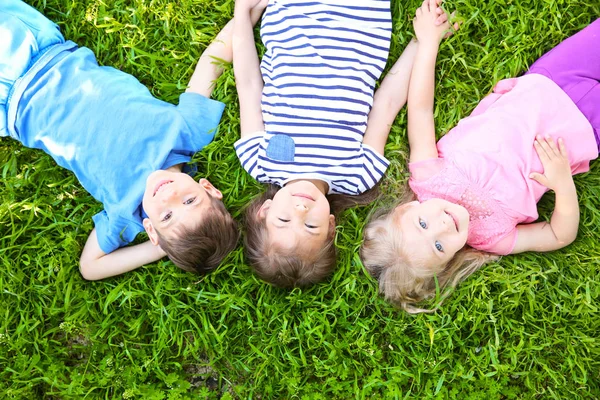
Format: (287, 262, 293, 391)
(258, 180, 334, 252)
(142, 171, 222, 241)
(394, 199, 469, 269)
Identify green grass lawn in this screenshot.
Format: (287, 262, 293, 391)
(1, 0, 599, 398)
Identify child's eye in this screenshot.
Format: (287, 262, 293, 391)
(278, 218, 290, 222)
(184, 197, 196, 205)
(435, 241, 444, 252)
(419, 218, 427, 229)
(305, 224, 317, 229)
(162, 212, 172, 222)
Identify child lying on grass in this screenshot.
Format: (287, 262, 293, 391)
(361, 0, 599, 312)
(0, 0, 265, 280)
(232, 0, 452, 288)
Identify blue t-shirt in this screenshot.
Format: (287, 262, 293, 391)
(11, 43, 225, 253)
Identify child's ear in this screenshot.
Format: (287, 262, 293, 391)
(199, 178, 223, 200)
(143, 218, 160, 247)
(257, 199, 273, 220)
(328, 214, 336, 238)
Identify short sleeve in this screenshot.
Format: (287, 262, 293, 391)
(475, 228, 518, 255)
(176, 92, 226, 150)
(234, 132, 265, 180)
(360, 144, 390, 190)
(92, 210, 144, 254)
(470, 78, 518, 117)
(408, 158, 445, 181)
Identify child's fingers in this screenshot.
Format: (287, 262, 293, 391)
(436, 13, 448, 26)
(543, 136, 562, 157)
(534, 138, 551, 162)
(429, 0, 437, 13)
(529, 172, 549, 187)
(420, 0, 429, 12)
(557, 137, 569, 157)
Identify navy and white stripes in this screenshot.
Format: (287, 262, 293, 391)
(235, 0, 392, 195)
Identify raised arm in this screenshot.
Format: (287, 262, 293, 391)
(511, 136, 580, 253)
(186, 1, 268, 98)
(79, 229, 166, 280)
(362, 39, 419, 154)
(407, 0, 455, 163)
(363, 3, 450, 154)
(233, 0, 267, 136)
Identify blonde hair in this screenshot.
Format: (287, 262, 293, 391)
(360, 191, 497, 313)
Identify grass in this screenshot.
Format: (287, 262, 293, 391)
(0, 0, 599, 398)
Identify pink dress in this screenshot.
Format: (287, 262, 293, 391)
(409, 74, 598, 255)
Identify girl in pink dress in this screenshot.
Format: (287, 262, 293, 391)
(360, 0, 600, 312)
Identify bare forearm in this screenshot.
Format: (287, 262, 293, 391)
(375, 39, 419, 113)
(406, 41, 440, 160)
(80, 238, 165, 281)
(233, 10, 263, 95)
(186, 20, 235, 97)
(409, 42, 439, 115)
(549, 183, 580, 245)
(233, 6, 265, 134)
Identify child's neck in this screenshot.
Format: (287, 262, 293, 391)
(165, 164, 183, 173)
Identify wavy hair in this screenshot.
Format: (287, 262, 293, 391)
(360, 188, 497, 313)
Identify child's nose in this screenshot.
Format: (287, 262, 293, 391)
(294, 202, 309, 213)
(160, 187, 178, 203)
(438, 213, 452, 233)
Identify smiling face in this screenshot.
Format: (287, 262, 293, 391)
(258, 180, 335, 253)
(394, 199, 470, 270)
(142, 170, 222, 244)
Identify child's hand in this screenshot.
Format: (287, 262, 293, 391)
(250, 0, 269, 24)
(413, 0, 458, 45)
(236, 0, 268, 14)
(529, 136, 574, 192)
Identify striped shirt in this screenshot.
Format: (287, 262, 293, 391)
(235, 0, 392, 195)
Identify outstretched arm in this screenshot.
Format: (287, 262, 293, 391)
(511, 136, 580, 253)
(362, 39, 419, 154)
(186, 2, 268, 97)
(363, 2, 449, 154)
(79, 229, 166, 280)
(407, 0, 456, 163)
(233, 0, 267, 137)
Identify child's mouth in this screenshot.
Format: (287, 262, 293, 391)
(292, 193, 315, 201)
(153, 180, 173, 196)
(446, 211, 459, 231)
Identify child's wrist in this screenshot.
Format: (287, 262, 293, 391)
(417, 39, 440, 54)
(554, 179, 576, 195)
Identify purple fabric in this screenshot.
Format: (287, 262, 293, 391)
(525, 19, 600, 148)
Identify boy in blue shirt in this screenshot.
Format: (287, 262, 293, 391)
(1, 0, 267, 280)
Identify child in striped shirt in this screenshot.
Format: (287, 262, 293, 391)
(233, 0, 452, 287)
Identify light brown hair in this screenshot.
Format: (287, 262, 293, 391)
(360, 190, 497, 313)
(244, 184, 381, 288)
(157, 195, 239, 274)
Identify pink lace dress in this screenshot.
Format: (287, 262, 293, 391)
(409, 74, 597, 255)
